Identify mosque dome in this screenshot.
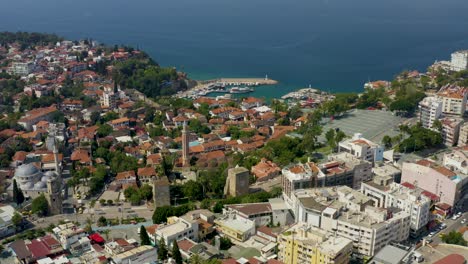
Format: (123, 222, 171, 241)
(21, 182, 34, 190)
(34, 181, 47, 189)
(15, 163, 41, 178)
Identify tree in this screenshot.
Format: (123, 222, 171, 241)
(158, 237, 168, 260)
(432, 119, 443, 132)
(31, 194, 49, 216)
(382, 135, 392, 149)
(84, 218, 93, 233)
(335, 130, 346, 143)
(11, 212, 23, 231)
(98, 216, 108, 227)
(97, 124, 113, 137)
(12, 179, 25, 205)
(219, 237, 233, 250)
(139, 184, 153, 201)
(140, 225, 151, 245)
(181, 180, 204, 201)
(172, 240, 183, 264)
(325, 128, 336, 149)
(441, 231, 467, 246)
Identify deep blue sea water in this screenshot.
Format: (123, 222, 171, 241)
(1, 0, 468, 98)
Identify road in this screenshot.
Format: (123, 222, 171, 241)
(431, 212, 467, 244)
(31, 202, 154, 229)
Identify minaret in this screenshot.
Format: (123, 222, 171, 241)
(46, 137, 62, 215)
(182, 121, 189, 166)
(53, 139, 61, 177)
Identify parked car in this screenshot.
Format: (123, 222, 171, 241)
(428, 232, 436, 238)
(462, 219, 466, 224)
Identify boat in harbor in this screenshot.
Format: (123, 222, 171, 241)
(229, 87, 254, 94)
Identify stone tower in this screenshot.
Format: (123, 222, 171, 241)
(181, 121, 190, 166)
(153, 176, 171, 208)
(224, 166, 250, 197)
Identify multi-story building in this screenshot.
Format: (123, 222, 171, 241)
(224, 203, 273, 227)
(440, 117, 463, 146)
(111, 245, 156, 264)
(451, 50, 468, 72)
(288, 186, 411, 258)
(214, 214, 256, 242)
(18, 105, 57, 131)
(443, 149, 468, 175)
(101, 90, 116, 109)
(418, 96, 442, 129)
(282, 162, 319, 207)
(154, 216, 199, 247)
(278, 223, 353, 264)
(437, 84, 468, 116)
(338, 133, 384, 163)
(401, 160, 468, 206)
(361, 176, 431, 236)
(458, 123, 468, 147)
(52, 223, 87, 250)
(9, 61, 35, 76)
(372, 164, 402, 183)
(320, 152, 373, 189)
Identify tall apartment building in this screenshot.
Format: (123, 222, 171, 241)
(278, 223, 353, 264)
(418, 96, 442, 129)
(436, 84, 468, 116)
(451, 50, 468, 72)
(289, 187, 411, 258)
(101, 90, 116, 109)
(401, 160, 468, 206)
(440, 117, 463, 146)
(9, 61, 35, 76)
(322, 152, 373, 189)
(338, 133, 384, 163)
(361, 176, 431, 236)
(457, 123, 468, 147)
(282, 162, 319, 206)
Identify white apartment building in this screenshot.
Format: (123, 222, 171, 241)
(338, 133, 384, 163)
(418, 96, 442, 129)
(154, 216, 199, 247)
(458, 122, 468, 147)
(288, 186, 411, 258)
(440, 117, 463, 146)
(321, 206, 410, 258)
(214, 214, 256, 242)
(101, 90, 116, 109)
(437, 84, 468, 116)
(282, 162, 319, 207)
(52, 223, 87, 250)
(9, 61, 35, 76)
(111, 245, 156, 264)
(361, 177, 431, 236)
(451, 50, 468, 72)
(443, 149, 468, 175)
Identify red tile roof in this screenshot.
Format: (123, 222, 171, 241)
(433, 254, 466, 264)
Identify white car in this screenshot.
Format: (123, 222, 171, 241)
(428, 232, 436, 238)
(462, 219, 466, 224)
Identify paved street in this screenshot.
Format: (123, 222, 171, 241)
(431, 212, 467, 244)
(31, 202, 154, 229)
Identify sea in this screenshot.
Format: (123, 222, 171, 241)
(1, 0, 468, 99)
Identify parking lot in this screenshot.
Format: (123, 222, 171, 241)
(320, 109, 405, 143)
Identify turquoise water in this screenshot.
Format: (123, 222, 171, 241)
(1, 0, 468, 98)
